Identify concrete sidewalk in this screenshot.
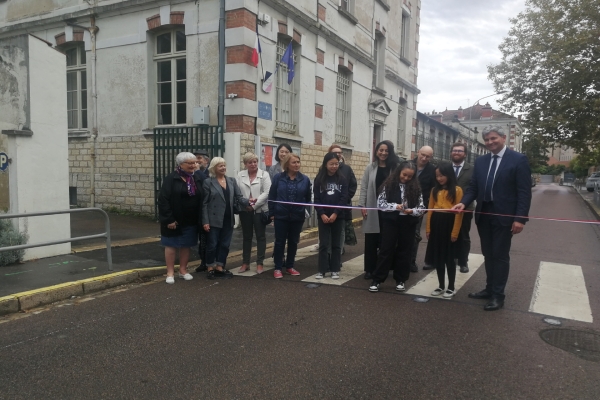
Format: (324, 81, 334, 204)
(575, 185, 600, 219)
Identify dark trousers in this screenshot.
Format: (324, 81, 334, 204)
(318, 218, 343, 274)
(372, 218, 417, 284)
(436, 262, 457, 291)
(364, 233, 381, 273)
(456, 212, 473, 266)
(197, 230, 207, 267)
(205, 224, 234, 267)
(239, 211, 267, 265)
(273, 219, 304, 270)
(477, 202, 513, 300)
(411, 215, 424, 266)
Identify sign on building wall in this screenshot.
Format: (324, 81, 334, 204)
(258, 102, 272, 121)
(0, 152, 8, 172)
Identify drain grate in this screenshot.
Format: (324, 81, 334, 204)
(540, 329, 600, 362)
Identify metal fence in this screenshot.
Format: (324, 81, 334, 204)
(415, 133, 480, 164)
(153, 125, 224, 218)
(0, 208, 113, 270)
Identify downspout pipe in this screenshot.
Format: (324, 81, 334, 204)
(218, 0, 225, 128)
(89, 17, 98, 208)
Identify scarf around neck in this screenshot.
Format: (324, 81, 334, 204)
(176, 166, 196, 196)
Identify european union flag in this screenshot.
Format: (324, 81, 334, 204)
(281, 42, 295, 85)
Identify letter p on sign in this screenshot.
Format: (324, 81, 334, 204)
(0, 152, 8, 172)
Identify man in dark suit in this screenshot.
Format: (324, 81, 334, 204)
(453, 126, 531, 311)
(412, 146, 437, 272)
(450, 142, 474, 273)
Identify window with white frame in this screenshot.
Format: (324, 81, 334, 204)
(66, 45, 87, 130)
(275, 37, 297, 133)
(397, 103, 406, 154)
(400, 13, 410, 59)
(340, 0, 353, 13)
(336, 70, 351, 144)
(154, 29, 186, 126)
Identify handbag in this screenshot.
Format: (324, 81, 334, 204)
(259, 212, 272, 226)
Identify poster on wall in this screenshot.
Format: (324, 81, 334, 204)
(259, 144, 301, 171)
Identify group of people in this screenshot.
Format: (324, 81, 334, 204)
(158, 125, 531, 311)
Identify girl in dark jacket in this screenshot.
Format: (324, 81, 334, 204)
(313, 153, 349, 279)
(268, 153, 312, 279)
(158, 152, 203, 284)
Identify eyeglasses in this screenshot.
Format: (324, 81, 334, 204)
(451, 150, 465, 153)
(183, 161, 198, 165)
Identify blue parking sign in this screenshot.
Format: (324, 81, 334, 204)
(0, 152, 8, 172)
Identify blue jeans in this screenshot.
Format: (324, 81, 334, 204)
(273, 219, 304, 270)
(205, 225, 234, 267)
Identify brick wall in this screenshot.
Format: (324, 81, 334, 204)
(68, 136, 155, 214)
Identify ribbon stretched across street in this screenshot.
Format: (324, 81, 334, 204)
(268, 200, 600, 225)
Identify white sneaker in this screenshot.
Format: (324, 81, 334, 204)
(331, 272, 340, 280)
(178, 273, 193, 281)
(166, 276, 175, 284)
(315, 273, 324, 279)
(431, 288, 444, 296)
(395, 282, 406, 292)
(309, 244, 320, 252)
(443, 289, 455, 299)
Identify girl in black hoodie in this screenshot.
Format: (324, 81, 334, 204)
(313, 153, 349, 279)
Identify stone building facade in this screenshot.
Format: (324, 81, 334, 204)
(0, 0, 421, 215)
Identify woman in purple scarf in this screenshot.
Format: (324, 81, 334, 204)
(158, 152, 204, 284)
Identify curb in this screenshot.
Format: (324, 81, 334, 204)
(0, 218, 363, 316)
(574, 187, 600, 220)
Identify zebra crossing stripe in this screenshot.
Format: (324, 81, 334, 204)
(405, 253, 485, 298)
(302, 255, 365, 285)
(231, 246, 316, 276)
(529, 262, 593, 323)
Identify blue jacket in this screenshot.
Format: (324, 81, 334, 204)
(268, 171, 312, 221)
(461, 148, 532, 226)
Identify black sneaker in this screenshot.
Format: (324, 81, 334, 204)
(460, 263, 469, 273)
(207, 270, 216, 280)
(410, 263, 419, 273)
(369, 281, 380, 292)
(215, 269, 233, 279)
(195, 264, 207, 273)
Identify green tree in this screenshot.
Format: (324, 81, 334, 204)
(488, 0, 600, 153)
(521, 133, 548, 172)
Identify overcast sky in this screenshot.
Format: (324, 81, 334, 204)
(417, 0, 527, 114)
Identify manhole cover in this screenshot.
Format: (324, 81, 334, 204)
(305, 283, 320, 289)
(540, 329, 600, 362)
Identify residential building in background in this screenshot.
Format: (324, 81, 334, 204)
(0, 0, 421, 214)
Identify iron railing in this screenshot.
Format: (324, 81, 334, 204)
(0, 208, 113, 270)
(153, 125, 224, 218)
(415, 133, 481, 164)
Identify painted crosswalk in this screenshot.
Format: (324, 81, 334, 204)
(232, 247, 595, 324)
(529, 261, 593, 323)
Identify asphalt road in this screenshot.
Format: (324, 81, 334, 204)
(1, 183, 599, 399)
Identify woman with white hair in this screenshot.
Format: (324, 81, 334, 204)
(158, 152, 203, 284)
(236, 152, 272, 274)
(202, 157, 249, 279)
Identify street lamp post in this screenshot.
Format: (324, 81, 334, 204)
(467, 91, 506, 158)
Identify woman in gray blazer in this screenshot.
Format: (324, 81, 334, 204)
(358, 140, 401, 279)
(202, 157, 249, 279)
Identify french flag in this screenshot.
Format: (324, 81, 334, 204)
(252, 30, 261, 67)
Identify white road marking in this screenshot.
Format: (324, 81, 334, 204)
(302, 255, 365, 286)
(231, 246, 315, 276)
(529, 261, 593, 323)
(405, 253, 485, 298)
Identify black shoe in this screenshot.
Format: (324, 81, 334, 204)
(484, 298, 504, 311)
(195, 264, 207, 273)
(459, 265, 469, 273)
(207, 270, 216, 280)
(215, 269, 233, 279)
(364, 272, 373, 280)
(422, 264, 435, 270)
(410, 264, 418, 273)
(468, 290, 492, 299)
(368, 281, 380, 292)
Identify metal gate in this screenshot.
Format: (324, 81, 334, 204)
(153, 125, 224, 218)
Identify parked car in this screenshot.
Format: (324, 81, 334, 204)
(586, 172, 600, 192)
